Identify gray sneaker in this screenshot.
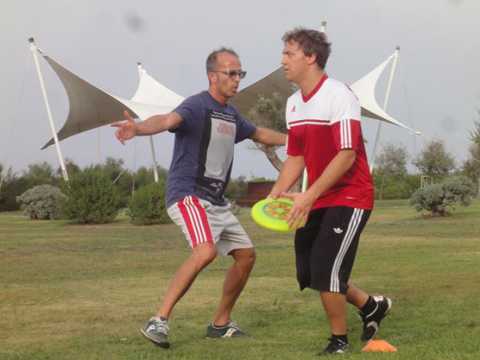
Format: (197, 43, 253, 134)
(206, 321, 247, 338)
(140, 317, 170, 348)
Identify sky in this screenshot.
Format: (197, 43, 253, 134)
(1, 0, 479, 179)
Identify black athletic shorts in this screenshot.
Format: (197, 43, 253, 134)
(294, 206, 371, 294)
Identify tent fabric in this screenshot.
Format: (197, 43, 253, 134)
(230, 67, 293, 116)
(132, 66, 184, 109)
(231, 53, 416, 132)
(42, 56, 178, 149)
(42, 50, 415, 149)
(350, 54, 417, 133)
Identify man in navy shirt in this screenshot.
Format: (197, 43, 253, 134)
(113, 48, 286, 348)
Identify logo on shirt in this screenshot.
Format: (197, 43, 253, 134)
(290, 105, 296, 113)
(333, 227, 344, 234)
(216, 121, 235, 136)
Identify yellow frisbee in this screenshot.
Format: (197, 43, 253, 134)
(251, 197, 293, 233)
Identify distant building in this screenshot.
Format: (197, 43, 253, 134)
(236, 180, 274, 207)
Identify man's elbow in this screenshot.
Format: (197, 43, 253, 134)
(341, 149, 357, 168)
(252, 128, 266, 143)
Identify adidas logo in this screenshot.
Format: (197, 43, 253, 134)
(333, 227, 343, 234)
(291, 105, 296, 112)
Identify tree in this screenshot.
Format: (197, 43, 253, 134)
(95, 157, 132, 206)
(247, 92, 287, 172)
(462, 117, 480, 195)
(61, 167, 122, 224)
(22, 162, 58, 188)
(0, 163, 4, 192)
(375, 143, 408, 177)
(0, 166, 29, 211)
(56, 158, 81, 179)
(373, 143, 413, 200)
(95, 157, 125, 182)
(413, 139, 455, 180)
(127, 182, 170, 225)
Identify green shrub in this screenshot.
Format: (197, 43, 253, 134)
(127, 182, 170, 225)
(373, 174, 421, 200)
(61, 167, 122, 224)
(410, 176, 476, 216)
(16, 184, 66, 220)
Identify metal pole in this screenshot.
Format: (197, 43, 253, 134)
(137, 62, 159, 183)
(320, 20, 327, 33)
(369, 46, 400, 173)
(29, 38, 69, 181)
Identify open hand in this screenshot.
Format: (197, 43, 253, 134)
(111, 110, 137, 145)
(281, 192, 314, 230)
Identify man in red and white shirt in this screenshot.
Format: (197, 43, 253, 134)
(270, 28, 392, 355)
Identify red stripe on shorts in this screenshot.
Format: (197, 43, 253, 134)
(191, 196, 213, 244)
(177, 199, 199, 247)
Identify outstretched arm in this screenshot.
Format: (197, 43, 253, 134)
(250, 127, 287, 146)
(111, 110, 183, 145)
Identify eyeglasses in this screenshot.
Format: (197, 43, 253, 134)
(213, 69, 247, 79)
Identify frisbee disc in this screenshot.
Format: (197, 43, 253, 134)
(251, 197, 293, 233)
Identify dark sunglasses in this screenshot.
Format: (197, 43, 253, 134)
(214, 69, 247, 79)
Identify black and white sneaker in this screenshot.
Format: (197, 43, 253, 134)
(140, 317, 170, 348)
(320, 337, 349, 356)
(206, 321, 246, 338)
(360, 295, 392, 341)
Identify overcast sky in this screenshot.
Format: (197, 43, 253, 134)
(1, 0, 479, 179)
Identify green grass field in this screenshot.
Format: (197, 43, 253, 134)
(1, 200, 479, 359)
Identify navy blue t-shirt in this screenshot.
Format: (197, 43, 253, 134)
(166, 91, 256, 207)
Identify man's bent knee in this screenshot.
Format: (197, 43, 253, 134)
(231, 248, 256, 269)
(191, 243, 217, 269)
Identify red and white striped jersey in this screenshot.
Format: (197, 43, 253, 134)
(286, 74, 374, 210)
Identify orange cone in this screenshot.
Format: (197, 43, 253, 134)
(361, 339, 397, 352)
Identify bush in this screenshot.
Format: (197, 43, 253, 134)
(0, 173, 29, 211)
(61, 167, 122, 224)
(127, 182, 170, 225)
(16, 184, 66, 220)
(409, 176, 476, 216)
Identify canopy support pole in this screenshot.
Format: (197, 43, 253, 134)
(137, 62, 159, 183)
(29, 38, 69, 181)
(369, 46, 400, 173)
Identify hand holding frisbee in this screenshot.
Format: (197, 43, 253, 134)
(251, 192, 312, 232)
(251, 197, 294, 233)
(281, 192, 313, 230)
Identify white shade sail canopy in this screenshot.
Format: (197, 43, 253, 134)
(41, 55, 179, 149)
(232, 52, 418, 133)
(350, 53, 417, 133)
(41, 49, 416, 149)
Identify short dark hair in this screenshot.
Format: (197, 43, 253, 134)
(206, 47, 239, 73)
(282, 28, 331, 69)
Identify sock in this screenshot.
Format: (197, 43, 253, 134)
(212, 322, 229, 328)
(332, 334, 348, 344)
(361, 296, 377, 315)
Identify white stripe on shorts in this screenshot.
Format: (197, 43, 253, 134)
(329, 208, 364, 292)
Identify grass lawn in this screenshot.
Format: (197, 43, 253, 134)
(1, 200, 479, 359)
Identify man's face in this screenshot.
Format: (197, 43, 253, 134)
(210, 52, 243, 99)
(281, 40, 310, 83)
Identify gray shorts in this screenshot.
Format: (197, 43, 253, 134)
(167, 195, 253, 256)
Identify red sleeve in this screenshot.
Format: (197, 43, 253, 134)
(331, 119, 362, 151)
(287, 128, 303, 156)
